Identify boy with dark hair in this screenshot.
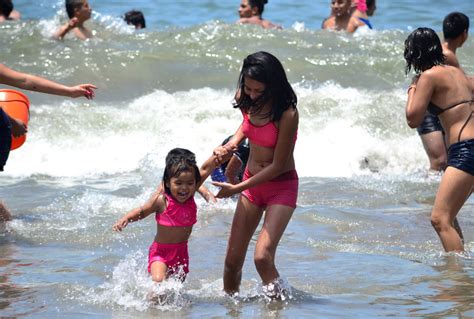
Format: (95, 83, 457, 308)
(54, 0, 93, 40)
(442, 12, 470, 68)
(0, 0, 19, 21)
(124, 10, 146, 29)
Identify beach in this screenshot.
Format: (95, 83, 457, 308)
(1, 0, 473, 317)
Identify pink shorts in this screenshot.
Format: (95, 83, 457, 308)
(241, 169, 298, 208)
(148, 241, 189, 276)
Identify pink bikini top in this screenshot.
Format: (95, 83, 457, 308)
(155, 193, 197, 227)
(241, 112, 296, 148)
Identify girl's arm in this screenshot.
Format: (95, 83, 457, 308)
(112, 192, 164, 232)
(406, 74, 434, 128)
(215, 108, 298, 198)
(0, 63, 96, 99)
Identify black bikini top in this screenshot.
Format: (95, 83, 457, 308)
(428, 99, 474, 142)
(427, 100, 473, 116)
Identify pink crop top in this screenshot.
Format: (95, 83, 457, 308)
(155, 193, 197, 227)
(241, 112, 296, 148)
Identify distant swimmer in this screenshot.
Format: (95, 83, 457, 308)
(54, 0, 93, 40)
(0, 0, 20, 22)
(112, 148, 224, 283)
(322, 0, 364, 33)
(404, 27, 474, 252)
(237, 0, 281, 30)
(123, 10, 146, 29)
(416, 12, 471, 172)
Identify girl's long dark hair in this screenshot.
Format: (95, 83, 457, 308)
(234, 51, 297, 122)
(404, 27, 445, 74)
(162, 148, 200, 195)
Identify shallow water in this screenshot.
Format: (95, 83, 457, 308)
(1, 0, 474, 318)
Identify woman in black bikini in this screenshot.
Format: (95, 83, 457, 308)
(404, 27, 474, 252)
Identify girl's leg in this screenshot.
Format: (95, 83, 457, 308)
(431, 167, 474, 252)
(224, 195, 264, 294)
(254, 204, 294, 284)
(150, 261, 168, 282)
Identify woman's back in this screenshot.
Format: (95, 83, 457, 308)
(425, 65, 473, 145)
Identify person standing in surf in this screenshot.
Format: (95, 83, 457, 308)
(415, 12, 471, 172)
(211, 51, 298, 299)
(113, 148, 224, 282)
(404, 27, 474, 252)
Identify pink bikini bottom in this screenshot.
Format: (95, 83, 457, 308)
(148, 241, 189, 276)
(241, 169, 298, 208)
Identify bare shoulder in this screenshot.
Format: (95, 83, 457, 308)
(443, 51, 460, 68)
(281, 107, 299, 123)
(322, 16, 335, 29)
(150, 192, 167, 214)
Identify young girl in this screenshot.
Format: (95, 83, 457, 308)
(211, 51, 298, 299)
(112, 148, 221, 282)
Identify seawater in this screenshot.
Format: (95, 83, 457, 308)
(1, 0, 473, 318)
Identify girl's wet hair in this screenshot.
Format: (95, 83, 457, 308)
(162, 148, 201, 195)
(248, 0, 268, 15)
(234, 51, 297, 122)
(404, 27, 445, 75)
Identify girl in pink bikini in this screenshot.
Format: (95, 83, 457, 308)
(112, 148, 219, 282)
(211, 51, 299, 299)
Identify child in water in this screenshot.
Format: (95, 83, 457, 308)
(54, 0, 93, 40)
(112, 148, 225, 282)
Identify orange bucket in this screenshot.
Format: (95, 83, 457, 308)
(0, 89, 30, 150)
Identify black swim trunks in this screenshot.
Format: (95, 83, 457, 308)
(0, 108, 12, 171)
(417, 112, 444, 136)
(447, 139, 474, 176)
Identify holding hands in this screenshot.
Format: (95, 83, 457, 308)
(211, 143, 239, 198)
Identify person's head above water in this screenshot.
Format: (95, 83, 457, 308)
(404, 27, 445, 75)
(443, 12, 469, 41)
(331, 0, 352, 18)
(0, 0, 13, 18)
(162, 148, 201, 196)
(65, 0, 91, 20)
(238, 0, 268, 18)
(234, 51, 297, 122)
(124, 10, 146, 29)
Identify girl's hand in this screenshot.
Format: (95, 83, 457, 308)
(213, 145, 237, 165)
(112, 217, 128, 232)
(69, 84, 97, 100)
(212, 181, 238, 198)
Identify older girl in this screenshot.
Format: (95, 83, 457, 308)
(212, 51, 298, 298)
